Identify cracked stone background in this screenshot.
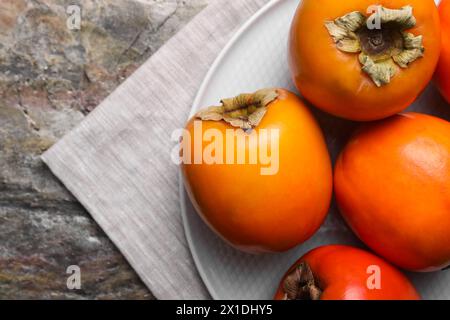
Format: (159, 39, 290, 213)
(0, 0, 209, 299)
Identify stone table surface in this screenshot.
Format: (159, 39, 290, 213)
(0, 0, 209, 299)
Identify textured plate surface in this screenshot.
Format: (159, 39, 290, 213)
(180, 0, 449, 300)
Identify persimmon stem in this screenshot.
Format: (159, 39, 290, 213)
(195, 88, 279, 130)
(282, 262, 323, 300)
(325, 5, 424, 87)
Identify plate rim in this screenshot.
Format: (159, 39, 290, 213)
(179, 0, 288, 300)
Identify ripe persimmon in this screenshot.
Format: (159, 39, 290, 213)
(436, 0, 450, 103)
(335, 113, 450, 271)
(274, 245, 420, 300)
(289, 0, 441, 121)
(181, 89, 332, 253)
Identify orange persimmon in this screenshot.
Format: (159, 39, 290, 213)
(436, 0, 450, 103)
(335, 113, 450, 271)
(274, 245, 420, 300)
(181, 89, 332, 253)
(289, 0, 441, 121)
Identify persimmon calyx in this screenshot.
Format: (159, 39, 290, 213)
(325, 5, 424, 87)
(282, 262, 322, 300)
(195, 88, 279, 130)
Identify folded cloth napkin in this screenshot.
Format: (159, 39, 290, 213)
(42, 0, 271, 300)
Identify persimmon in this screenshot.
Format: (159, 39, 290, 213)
(335, 113, 450, 271)
(274, 245, 420, 300)
(289, 0, 441, 121)
(181, 89, 332, 253)
(436, 0, 450, 103)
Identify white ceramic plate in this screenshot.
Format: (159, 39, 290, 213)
(180, 0, 449, 300)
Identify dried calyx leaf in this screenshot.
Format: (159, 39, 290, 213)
(283, 262, 322, 300)
(195, 89, 279, 130)
(325, 12, 366, 53)
(325, 5, 424, 87)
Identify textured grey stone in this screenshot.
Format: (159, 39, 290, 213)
(0, 0, 209, 299)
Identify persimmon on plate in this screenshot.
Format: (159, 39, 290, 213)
(436, 0, 450, 103)
(289, 0, 441, 121)
(274, 245, 420, 300)
(181, 89, 332, 253)
(335, 113, 450, 271)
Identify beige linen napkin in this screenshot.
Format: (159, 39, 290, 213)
(42, 0, 271, 300)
